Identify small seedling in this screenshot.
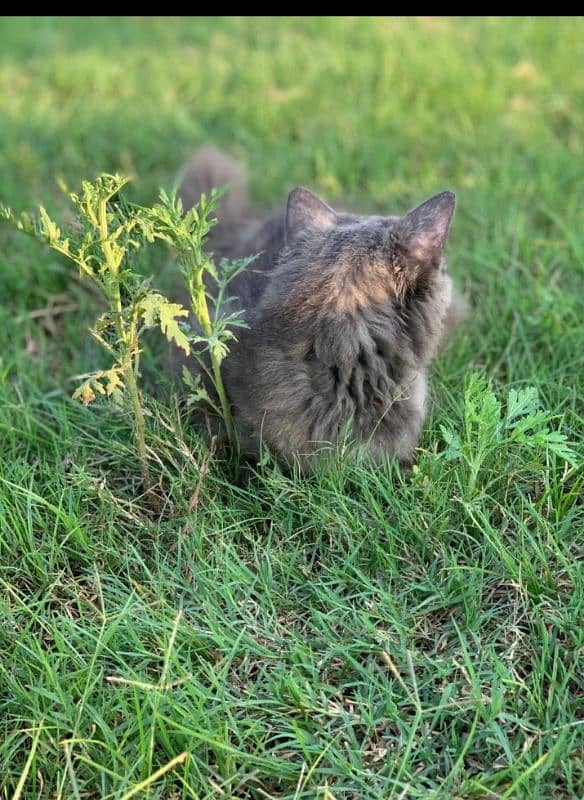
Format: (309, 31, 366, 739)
(137, 188, 251, 449)
(440, 374, 578, 497)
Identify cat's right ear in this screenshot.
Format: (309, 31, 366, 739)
(286, 187, 337, 243)
(398, 191, 456, 267)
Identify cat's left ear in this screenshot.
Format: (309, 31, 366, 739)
(286, 187, 337, 243)
(398, 191, 456, 266)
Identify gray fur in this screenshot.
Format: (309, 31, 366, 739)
(177, 148, 465, 470)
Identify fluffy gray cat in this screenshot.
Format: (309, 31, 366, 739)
(177, 147, 466, 470)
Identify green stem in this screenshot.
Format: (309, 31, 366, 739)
(123, 360, 151, 490)
(98, 197, 151, 491)
(191, 271, 236, 447)
(211, 358, 236, 446)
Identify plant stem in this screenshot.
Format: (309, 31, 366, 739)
(98, 197, 151, 490)
(191, 271, 236, 447)
(123, 359, 151, 490)
(211, 359, 236, 446)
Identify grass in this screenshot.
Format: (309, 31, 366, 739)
(0, 15, 583, 799)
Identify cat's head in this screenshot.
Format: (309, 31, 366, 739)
(259, 187, 456, 366)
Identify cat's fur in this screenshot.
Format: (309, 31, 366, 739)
(176, 147, 466, 470)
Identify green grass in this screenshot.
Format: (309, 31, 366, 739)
(1, 16, 583, 799)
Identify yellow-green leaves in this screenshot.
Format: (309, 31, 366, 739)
(38, 206, 63, 247)
(140, 294, 191, 355)
(72, 379, 102, 406)
(72, 367, 125, 406)
(102, 367, 125, 400)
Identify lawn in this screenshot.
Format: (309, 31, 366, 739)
(0, 16, 583, 800)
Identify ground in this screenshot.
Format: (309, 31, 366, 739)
(0, 16, 583, 800)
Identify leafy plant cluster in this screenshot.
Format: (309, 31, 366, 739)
(2, 176, 247, 490)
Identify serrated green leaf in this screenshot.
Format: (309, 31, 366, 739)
(440, 424, 462, 461)
(102, 368, 125, 397)
(72, 377, 106, 405)
(506, 386, 540, 426)
(181, 365, 198, 391)
(140, 294, 161, 327)
(140, 294, 191, 354)
(535, 430, 579, 467)
(182, 368, 216, 410)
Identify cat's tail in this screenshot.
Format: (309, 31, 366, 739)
(178, 146, 250, 254)
(440, 290, 470, 348)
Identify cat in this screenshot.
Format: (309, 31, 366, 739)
(176, 147, 467, 471)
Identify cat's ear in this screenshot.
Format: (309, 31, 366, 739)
(286, 187, 337, 242)
(398, 191, 456, 266)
